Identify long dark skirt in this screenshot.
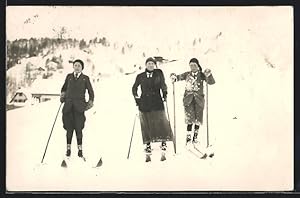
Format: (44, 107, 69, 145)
(139, 110, 173, 144)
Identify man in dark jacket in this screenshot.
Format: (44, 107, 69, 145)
(60, 59, 94, 158)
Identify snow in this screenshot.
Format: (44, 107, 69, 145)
(30, 77, 62, 95)
(6, 6, 293, 191)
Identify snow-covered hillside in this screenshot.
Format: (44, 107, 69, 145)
(6, 6, 293, 191)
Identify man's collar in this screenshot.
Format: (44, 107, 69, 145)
(145, 69, 154, 73)
(145, 70, 153, 78)
(74, 72, 82, 76)
(192, 71, 198, 75)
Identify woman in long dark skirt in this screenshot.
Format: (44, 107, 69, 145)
(132, 57, 173, 162)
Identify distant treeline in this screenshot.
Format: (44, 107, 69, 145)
(7, 37, 110, 70)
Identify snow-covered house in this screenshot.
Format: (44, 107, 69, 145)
(36, 66, 46, 72)
(9, 77, 61, 107)
(9, 88, 35, 106)
(46, 61, 58, 71)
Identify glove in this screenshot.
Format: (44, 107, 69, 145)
(204, 69, 212, 77)
(134, 96, 141, 106)
(85, 100, 94, 111)
(162, 91, 167, 101)
(60, 92, 66, 103)
(170, 73, 177, 83)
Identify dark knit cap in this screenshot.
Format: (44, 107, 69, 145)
(73, 59, 84, 70)
(189, 58, 202, 71)
(145, 57, 157, 65)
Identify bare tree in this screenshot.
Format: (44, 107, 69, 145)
(52, 26, 69, 40)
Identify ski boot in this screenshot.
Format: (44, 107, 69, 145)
(144, 143, 152, 153)
(160, 142, 167, 161)
(78, 150, 86, 161)
(160, 141, 167, 151)
(186, 132, 192, 145)
(192, 130, 199, 144)
(77, 144, 84, 158)
(78, 150, 83, 157)
(66, 144, 71, 157)
(66, 149, 71, 157)
(145, 143, 152, 162)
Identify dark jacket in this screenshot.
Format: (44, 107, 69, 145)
(61, 73, 94, 113)
(176, 71, 215, 107)
(132, 69, 167, 112)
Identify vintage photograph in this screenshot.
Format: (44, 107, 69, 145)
(6, 6, 293, 191)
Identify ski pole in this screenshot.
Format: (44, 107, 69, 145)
(164, 100, 170, 121)
(172, 82, 177, 153)
(164, 100, 176, 154)
(41, 102, 63, 163)
(127, 112, 138, 159)
(206, 82, 209, 147)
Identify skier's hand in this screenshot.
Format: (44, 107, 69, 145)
(162, 91, 167, 101)
(170, 73, 177, 83)
(134, 97, 141, 106)
(85, 100, 94, 111)
(204, 69, 212, 78)
(60, 92, 66, 103)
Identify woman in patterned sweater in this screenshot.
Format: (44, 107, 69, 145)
(170, 58, 215, 144)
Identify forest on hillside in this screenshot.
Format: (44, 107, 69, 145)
(7, 36, 110, 70)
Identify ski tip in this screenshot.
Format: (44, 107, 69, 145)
(201, 153, 208, 159)
(61, 159, 67, 168)
(145, 155, 151, 162)
(160, 155, 166, 162)
(209, 153, 214, 158)
(96, 157, 103, 167)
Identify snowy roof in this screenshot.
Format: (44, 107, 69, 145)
(46, 61, 58, 66)
(37, 66, 46, 71)
(15, 88, 32, 96)
(26, 56, 44, 67)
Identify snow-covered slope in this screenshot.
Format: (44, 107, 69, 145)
(6, 7, 293, 191)
(6, 60, 293, 191)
